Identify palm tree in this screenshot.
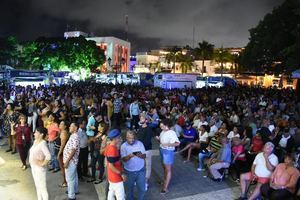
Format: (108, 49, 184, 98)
(165, 46, 181, 73)
(177, 48, 194, 73)
(149, 61, 161, 73)
(195, 41, 214, 75)
(231, 54, 240, 77)
(213, 47, 232, 77)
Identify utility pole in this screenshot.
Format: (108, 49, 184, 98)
(125, 15, 129, 41)
(192, 25, 195, 49)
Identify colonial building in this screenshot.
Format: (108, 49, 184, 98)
(64, 31, 131, 72)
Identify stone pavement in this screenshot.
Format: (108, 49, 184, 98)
(0, 141, 99, 200)
(0, 136, 241, 200)
(143, 141, 240, 200)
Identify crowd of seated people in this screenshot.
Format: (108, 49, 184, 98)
(0, 81, 299, 199)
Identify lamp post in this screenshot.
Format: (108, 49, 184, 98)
(107, 57, 126, 85)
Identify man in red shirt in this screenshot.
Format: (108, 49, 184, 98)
(105, 129, 125, 200)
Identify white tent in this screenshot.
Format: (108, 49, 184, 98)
(292, 69, 300, 79)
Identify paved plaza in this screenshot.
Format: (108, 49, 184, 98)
(0, 137, 240, 200)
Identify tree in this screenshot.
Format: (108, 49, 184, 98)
(0, 36, 19, 67)
(177, 46, 194, 73)
(19, 36, 105, 72)
(213, 47, 232, 76)
(240, 0, 300, 73)
(165, 46, 181, 73)
(194, 41, 214, 74)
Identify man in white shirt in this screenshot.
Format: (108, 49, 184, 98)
(237, 142, 278, 200)
(230, 111, 240, 125)
(208, 120, 218, 137)
(196, 115, 208, 130)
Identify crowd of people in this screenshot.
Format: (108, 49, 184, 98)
(0, 81, 300, 200)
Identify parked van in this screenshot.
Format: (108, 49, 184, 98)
(154, 73, 201, 89)
(196, 76, 237, 88)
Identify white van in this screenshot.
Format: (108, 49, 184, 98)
(154, 73, 201, 89)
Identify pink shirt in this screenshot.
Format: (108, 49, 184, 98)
(29, 140, 51, 170)
(232, 144, 246, 161)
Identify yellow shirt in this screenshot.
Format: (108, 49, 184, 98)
(44, 119, 52, 129)
(107, 100, 113, 119)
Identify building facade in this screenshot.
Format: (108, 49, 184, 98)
(64, 31, 131, 73)
(87, 37, 130, 73)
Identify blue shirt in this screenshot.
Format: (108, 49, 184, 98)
(129, 103, 140, 117)
(183, 127, 197, 142)
(78, 128, 88, 148)
(120, 140, 145, 172)
(86, 115, 96, 137)
(218, 143, 232, 163)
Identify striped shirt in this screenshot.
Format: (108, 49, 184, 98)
(210, 136, 222, 151)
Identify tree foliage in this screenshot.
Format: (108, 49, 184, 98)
(2, 36, 104, 72)
(240, 0, 300, 73)
(194, 41, 214, 74)
(0, 36, 19, 66)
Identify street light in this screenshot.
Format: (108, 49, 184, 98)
(107, 57, 126, 84)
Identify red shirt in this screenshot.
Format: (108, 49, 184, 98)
(177, 116, 185, 127)
(15, 125, 31, 145)
(251, 137, 264, 153)
(232, 144, 246, 161)
(104, 144, 123, 183)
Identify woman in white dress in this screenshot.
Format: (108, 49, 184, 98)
(29, 127, 51, 200)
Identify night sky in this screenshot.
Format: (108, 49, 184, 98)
(0, 0, 284, 52)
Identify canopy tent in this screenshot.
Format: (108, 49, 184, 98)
(292, 69, 300, 79)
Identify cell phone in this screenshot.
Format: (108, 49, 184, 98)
(132, 151, 141, 155)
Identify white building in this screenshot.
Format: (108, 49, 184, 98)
(64, 31, 131, 73)
(87, 37, 130, 73)
(64, 31, 88, 38)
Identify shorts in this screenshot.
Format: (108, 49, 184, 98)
(244, 172, 270, 184)
(160, 148, 174, 165)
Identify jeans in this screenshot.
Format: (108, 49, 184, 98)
(209, 162, 230, 179)
(111, 113, 122, 130)
(130, 115, 140, 130)
(31, 166, 48, 200)
(145, 150, 152, 180)
(125, 168, 146, 200)
(77, 147, 88, 178)
(48, 142, 59, 169)
(91, 149, 105, 180)
(28, 112, 38, 132)
(198, 151, 213, 169)
(65, 162, 79, 199)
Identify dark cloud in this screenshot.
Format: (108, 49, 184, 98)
(0, 0, 284, 52)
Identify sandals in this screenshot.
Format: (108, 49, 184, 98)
(94, 180, 103, 184)
(87, 178, 96, 183)
(59, 183, 67, 188)
(160, 189, 168, 194)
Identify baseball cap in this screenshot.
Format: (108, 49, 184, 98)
(185, 121, 192, 127)
(108, 129, 121, 139)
